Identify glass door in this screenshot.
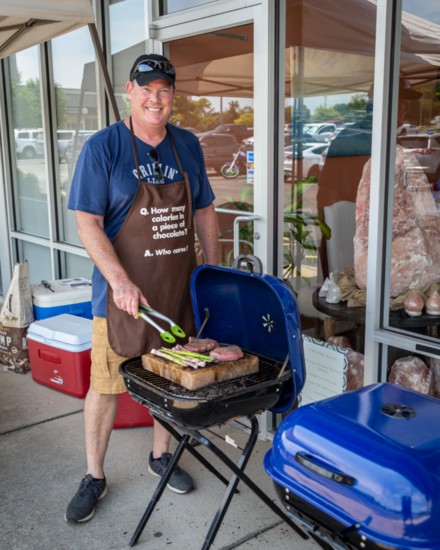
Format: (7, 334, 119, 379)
(148, 2, 275, 271)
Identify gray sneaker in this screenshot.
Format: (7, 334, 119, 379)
(148, 452, 195, 494)
(65, 474, 107, 522)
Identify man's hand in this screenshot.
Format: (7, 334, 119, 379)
(111, 279, 149, 319)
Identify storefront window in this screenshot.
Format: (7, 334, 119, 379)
(15, 240, 51, 283)
(10, 47, 49, 238)
(283, 0, 375, 347)
(52, 27, 98, 247)
(373, 2, 440, 344)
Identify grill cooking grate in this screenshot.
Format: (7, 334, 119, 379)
(122, 354, 289, 401)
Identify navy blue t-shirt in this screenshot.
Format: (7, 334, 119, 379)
(68, 121, 215, 317)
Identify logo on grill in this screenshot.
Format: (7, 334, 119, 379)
(262, 314, 275, 332)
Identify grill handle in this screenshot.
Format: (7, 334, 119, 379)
(232, 254, 263, 274)
(196, 307, 210, 339)
(295, 453, 356, 486)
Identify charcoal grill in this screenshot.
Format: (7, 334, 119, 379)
(119, 256, 308, 549)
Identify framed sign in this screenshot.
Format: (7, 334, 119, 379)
(300, 335, 348, 406)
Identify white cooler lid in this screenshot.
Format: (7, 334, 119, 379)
(32, 278, 92, 307)
(27, 313, 92, 350)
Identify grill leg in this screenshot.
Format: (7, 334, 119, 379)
(129, 432, 191, 547)
(200, 416, 260, 550)
(154, 416, 237, 491)
(199, 416, 309, 549)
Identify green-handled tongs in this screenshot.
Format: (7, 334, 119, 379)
(138, 304, 186, 344)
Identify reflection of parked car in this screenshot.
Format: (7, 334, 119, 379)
(302, 123, 337, 143)
(65, 131, 95, 164)
(284, 142, 328, 180)
(397, 133, 440, 183)
(210, 124, 253, 142)
(198, 133, 239, 173)
(15, 128, 43, 159)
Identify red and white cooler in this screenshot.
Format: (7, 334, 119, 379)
(27, 314, 92, 398)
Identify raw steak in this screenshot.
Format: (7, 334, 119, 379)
(354, 145, 440, 297)
(184, 337, 219, 353)
(210, 345, 244, 362)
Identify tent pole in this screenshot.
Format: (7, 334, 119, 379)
(88, 23, 120, 122)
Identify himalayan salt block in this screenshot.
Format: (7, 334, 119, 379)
(354, 146, 440, 297)
(425, 288, 440, 315)
(327, 335, 352, 349)
(428, 357, 440, 398)
(346, 350, 364, 391)
(388, 356, 434, 395)
(403, 289, 424, 317)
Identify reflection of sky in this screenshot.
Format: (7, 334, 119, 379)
(165, 0, 218, 14)
(404, 0, 440, 24)
(109, 0, 148, 54)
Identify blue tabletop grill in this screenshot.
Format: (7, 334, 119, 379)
(119, 256, 308, 549)
(264, 382, 440, 550)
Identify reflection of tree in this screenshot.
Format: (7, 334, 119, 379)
(171, 95, 218, 130)
(11, 77, 67, 128)
(312, 94, 368, 123)
(171, 94, 255, 132)
(54, 85, 68, 127)
(11, 78, 42, 128)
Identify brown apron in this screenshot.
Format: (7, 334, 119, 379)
(107, 118, 197, 357)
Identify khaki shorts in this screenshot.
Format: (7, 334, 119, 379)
(90, 316, 128, 394)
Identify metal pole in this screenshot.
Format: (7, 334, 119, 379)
(88, 23, 120, 122)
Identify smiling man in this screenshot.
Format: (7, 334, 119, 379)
(66, 54, 219, 523)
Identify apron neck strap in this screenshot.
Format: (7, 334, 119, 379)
(129, 116, 142, 188)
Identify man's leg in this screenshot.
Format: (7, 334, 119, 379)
(148, 418, 194, 494)
(152, 418, 171, 458)
(84, 389, 119, 478)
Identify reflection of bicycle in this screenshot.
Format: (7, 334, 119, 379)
(221, 146, 248, 179)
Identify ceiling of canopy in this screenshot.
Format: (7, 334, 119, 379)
(168, 0, 440, 99)
(0, 0, 95, 59)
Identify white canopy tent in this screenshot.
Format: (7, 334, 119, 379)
(172, 0, 440, 99)
(0, 0, 120, 120)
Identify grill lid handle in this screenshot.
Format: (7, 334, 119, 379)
(232, 254, 263, 274)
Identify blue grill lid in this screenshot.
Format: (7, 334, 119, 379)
(190, 264, 306, 412)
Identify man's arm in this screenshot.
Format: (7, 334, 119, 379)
(193, 204, 220, 265)
(76, 210, 148, 318)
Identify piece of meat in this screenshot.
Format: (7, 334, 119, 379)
(210, 345, 244, 362)
(184, 337, 219, 354)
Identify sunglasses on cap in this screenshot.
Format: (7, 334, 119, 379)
(132, 59, 176, 78)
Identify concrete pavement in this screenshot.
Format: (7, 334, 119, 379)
(0, 369, 322, 550)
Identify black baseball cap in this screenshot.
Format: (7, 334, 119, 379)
(129, 54, 176, 87)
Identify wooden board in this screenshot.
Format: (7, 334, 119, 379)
(141, 352, 259, 391)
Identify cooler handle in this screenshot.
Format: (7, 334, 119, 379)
(295, 453, 356, 486)
(39, 349, 62, 364)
